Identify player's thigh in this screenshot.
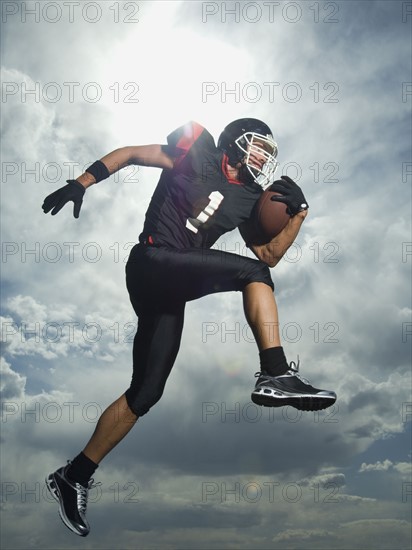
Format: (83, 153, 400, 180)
(151, 246, 273, 300)
(126, 243, 273, 307)
(125, 302, 185, 416)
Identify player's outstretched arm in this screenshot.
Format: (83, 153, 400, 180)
(42, 145, 174, 218)
(240, 210, 308, 268)
(76, 145, 174, 188)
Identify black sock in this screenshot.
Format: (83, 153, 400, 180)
(259, 346, 289, 377)
(67, 452, 98, 487)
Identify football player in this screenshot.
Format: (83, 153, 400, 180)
(42, 118, 336, 536)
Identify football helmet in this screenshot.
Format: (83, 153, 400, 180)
(217, 118, 279, 190)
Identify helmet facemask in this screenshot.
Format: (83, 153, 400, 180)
(235, 132, 279, 190)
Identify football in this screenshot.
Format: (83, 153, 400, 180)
(249, 191, 291, 245)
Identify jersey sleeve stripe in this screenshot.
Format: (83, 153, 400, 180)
(173, 122, 205, 167)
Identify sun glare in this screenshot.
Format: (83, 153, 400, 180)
(100, 4, 254, 144)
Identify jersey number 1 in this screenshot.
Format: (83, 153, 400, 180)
(186, 191, 224, 234)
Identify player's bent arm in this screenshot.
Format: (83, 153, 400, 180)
(76, 145, 174, 188)
(241, 210, 308, 268)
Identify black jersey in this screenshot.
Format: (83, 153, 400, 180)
(139, 121, 263, 249)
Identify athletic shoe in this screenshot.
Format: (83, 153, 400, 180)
(45, 462, 99, 537)
(251, 359, 337, 411)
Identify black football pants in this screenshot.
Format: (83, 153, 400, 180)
(124, 243, 274, 416)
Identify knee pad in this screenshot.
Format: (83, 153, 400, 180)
(247, 261, 274, 291)
(125, 386, 164, 418)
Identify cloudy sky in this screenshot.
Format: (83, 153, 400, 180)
(1, 0, 411, 548)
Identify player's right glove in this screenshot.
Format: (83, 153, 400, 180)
(42, 179, 85, 219)
(269, 175, 309, 216)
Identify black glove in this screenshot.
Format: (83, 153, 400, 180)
(42, 179, 85, 219)
(270, 175, 309, 216)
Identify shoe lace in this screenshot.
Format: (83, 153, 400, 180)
(75, 479, 102, 514)
(287, 357, 310, 384)
(255, 356, 310, 383)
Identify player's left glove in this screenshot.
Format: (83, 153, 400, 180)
(269, 175, 309, 216)
(42, 179, 85, 219)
